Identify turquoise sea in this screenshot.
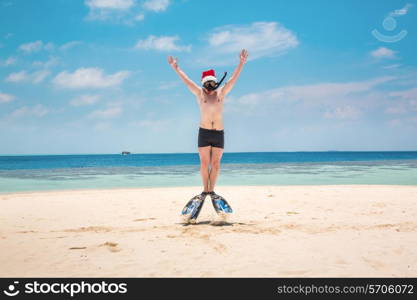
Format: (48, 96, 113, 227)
(1, 152, 417, 193)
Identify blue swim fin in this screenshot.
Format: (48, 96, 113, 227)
(210, 192, 233, 214)
(181, 193, 207, 222)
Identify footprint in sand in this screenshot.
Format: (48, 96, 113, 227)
(372, 202, 387, 208)
(362, 257, 385, 270)
(99, 242, 121, 253)
(286, 211, 299, 215)
(264, 212, 277, 219)
(179, 228, 227, 253)
(61, 226, 113, 233)
(133, 217, 156, 222)
(40, 236, 68, 240)
(393, 248, 404, 255)
(335, 258, 348, 265)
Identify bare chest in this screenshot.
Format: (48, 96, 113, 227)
(198, 91, 224, 109)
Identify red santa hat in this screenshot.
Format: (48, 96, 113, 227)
(201, 69, 218, 85)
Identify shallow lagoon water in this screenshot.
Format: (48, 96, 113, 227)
(1, 154, 416, 193)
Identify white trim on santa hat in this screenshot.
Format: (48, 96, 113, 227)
(201, 75, 217, 85)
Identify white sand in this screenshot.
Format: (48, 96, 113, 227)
(0, 185, 416, 277)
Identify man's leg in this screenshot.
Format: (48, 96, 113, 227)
(208, 146, 224, 192)
(198, 146, 211, 192)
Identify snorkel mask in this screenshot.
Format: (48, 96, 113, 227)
(201, 69, 228, 91)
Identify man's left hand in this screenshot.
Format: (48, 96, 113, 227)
(239, 49, 248, 64)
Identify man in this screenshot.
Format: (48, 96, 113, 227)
(168, 49, 248, 223)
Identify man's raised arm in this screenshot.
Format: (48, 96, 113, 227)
(220, 49, 248, 97)
(168, 56, 201, 96)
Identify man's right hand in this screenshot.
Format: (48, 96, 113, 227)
(168, 56, 178, 70)
(167, 56, 200, 95)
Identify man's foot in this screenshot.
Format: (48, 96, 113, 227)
(181, 192, 208, 223)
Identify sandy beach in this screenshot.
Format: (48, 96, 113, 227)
(0, 185, 416, 277)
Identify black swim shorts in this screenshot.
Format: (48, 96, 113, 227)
(198, 127, 224, 149)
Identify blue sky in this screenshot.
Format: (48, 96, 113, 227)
(0, 0, 417, 154)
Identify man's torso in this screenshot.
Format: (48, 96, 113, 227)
(196, 88, 224, 130)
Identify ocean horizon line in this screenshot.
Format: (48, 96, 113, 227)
(1, 150, 417, 156)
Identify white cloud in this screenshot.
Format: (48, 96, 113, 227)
(44, 42, 55, 51)
(85, 0, 134, 9)
(1, 56, 17, 66)
(385, 105, 407, 114)
(89, 104, 122, 118)
(18, 40, 54, 54)
(389, 87, 417, 100)
(390, 3, 413, 17)
(142, 0, 170, 12)
(5, 71, 28, 82)
(0, 92, 15, 103)
(5, 70, 50, 84)
(19, 41, 42, 53)
(59, 41, 83, 51)
(388, 116, 417, 128)
(70, 94, 101, 106)
(410, 100, 417, 111)
(94, 121, 112, 130)
(84, 0, 143, 24)
(84, 0, 167, 24)
(32, 70, 51, 84)
(384, 87, 417, 115)
(387, 118, 403, 127)
(20, 40, 81, 55)
(382, 64, 401, 69)
(226, 76, 395, 119)
(324, 105, 362, 120)
(32, 56, 59, 68)
(134, 13, 145, 21)
(135, 35, 191, 52)
(5, 57, 16, 65)
(158, 81, 180, 90)
(198, 22, 298, 65)
(10, 104, 49, 118)
(230, 76, 393, 108)
(130, 118, 172, 131)
(371, 47, 396, 59)
(52, 67, 130, 89)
